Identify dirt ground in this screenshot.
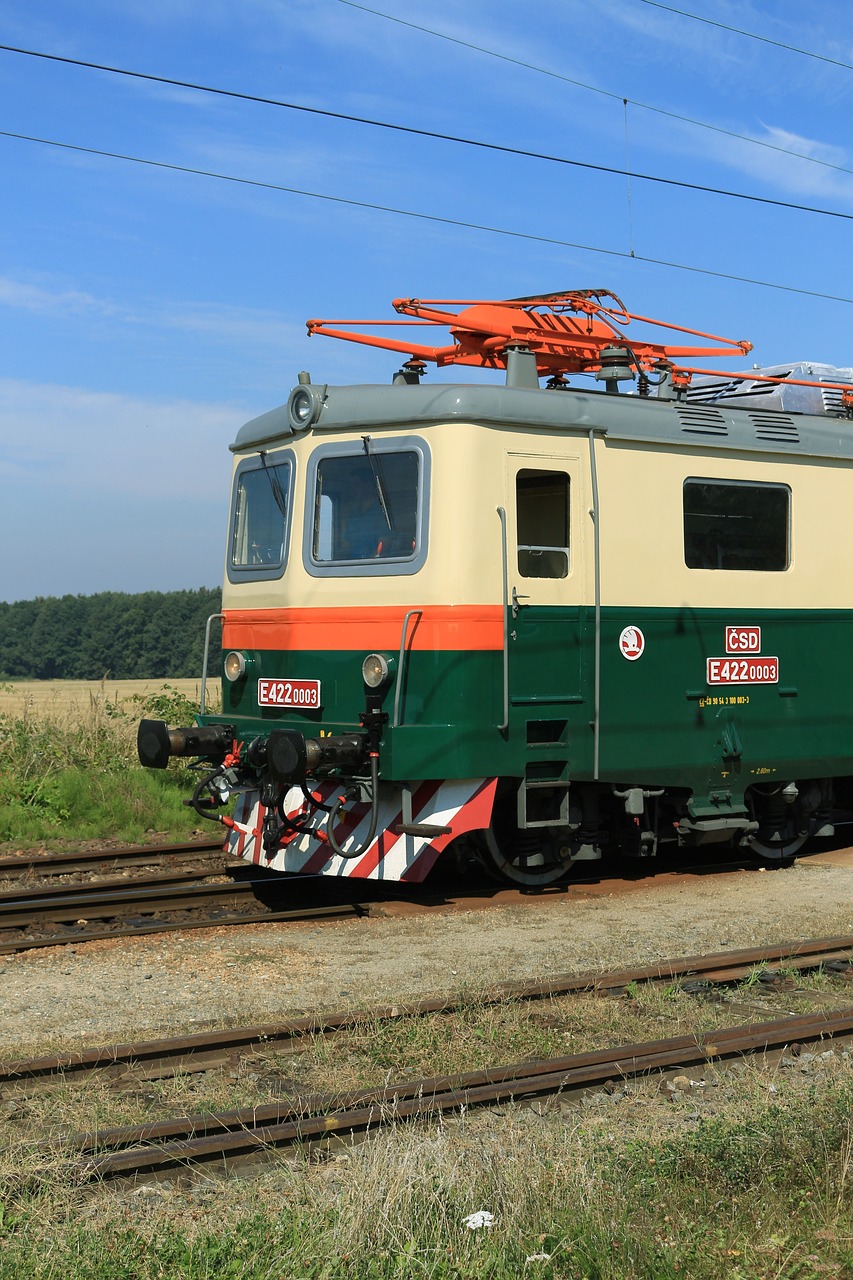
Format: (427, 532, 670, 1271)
(3, 845, 853, 1058)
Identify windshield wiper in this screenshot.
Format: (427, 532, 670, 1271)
(258, 451, 288, 518)
(361, 435, 393, 531)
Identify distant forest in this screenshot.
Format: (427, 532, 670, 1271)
(0, 589, 223, 680)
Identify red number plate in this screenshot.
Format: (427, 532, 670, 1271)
(706, 657, 778, 685)
(257, 678, 322, 708)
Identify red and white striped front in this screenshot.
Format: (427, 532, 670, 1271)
(225, 777, 497, 881)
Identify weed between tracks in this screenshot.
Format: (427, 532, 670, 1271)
(1, 979, 852, 1277)
(0, 681, 219, 846)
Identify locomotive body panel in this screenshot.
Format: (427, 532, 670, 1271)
(216, 393, 853, 801)
(217, 400, 853, 798)
(592, 437, 853, 803)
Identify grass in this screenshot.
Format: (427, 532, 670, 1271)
(0, 1072, 851, 1278)
(0, 680, 220, 846)
(2, 982, 853, 1278)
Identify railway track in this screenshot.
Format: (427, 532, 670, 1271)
(3, 832, 850, 955)
(0, 837, 224, 882)
(6, 934, 852, 1093)
(0, 867, 369, 953)
(47, 1003, 853, 1181)
(0, 835, 825, 954)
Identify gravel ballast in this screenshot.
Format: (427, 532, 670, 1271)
(3, 848, 853, 1056)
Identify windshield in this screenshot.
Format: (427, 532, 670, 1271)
(313, 451, 419, 563)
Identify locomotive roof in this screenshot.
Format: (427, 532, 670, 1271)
(231, 379, 853, 462)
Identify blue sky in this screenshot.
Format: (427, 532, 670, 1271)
(2, 0, 852, 602)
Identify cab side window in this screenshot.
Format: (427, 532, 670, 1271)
(683, 478, 790, 570)
(516, 469, 570, 579)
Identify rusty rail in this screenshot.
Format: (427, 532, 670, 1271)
(57, 1004, 853, 1179)
(5, 934, 852, 1090)
(0, 838, 224, 881)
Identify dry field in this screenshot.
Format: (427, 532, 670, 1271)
(0, 678, 217, 723)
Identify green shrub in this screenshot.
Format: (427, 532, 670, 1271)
(0, 688, 208, 846)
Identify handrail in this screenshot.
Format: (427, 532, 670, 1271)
(588, 431, 602, 779)
(496, 506, 509, 733)
(199, 613, 225, 715)
(392, 609, 422, 727)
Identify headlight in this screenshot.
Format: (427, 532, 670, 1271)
(362, 652, 391, 689)
(224, 651, 248, 682)
(287, 383, 324, 431)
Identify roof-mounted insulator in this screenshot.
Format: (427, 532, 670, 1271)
(594, 345, 634, 395)
(392, 359, 427, 387)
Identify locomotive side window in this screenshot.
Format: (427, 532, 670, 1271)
(683, 479, 790, 571)
(305, 439, 429, 578)
(230, 458, 292, 575)
(516, 469, 570, 579)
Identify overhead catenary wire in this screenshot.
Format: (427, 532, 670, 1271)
(2, 42, 853, 225)
(335, 0, 853, 181)
(635, 0, 853, 72)
(4, 127, 853, 307)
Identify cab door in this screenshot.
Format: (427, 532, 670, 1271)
(503, 453, 591, 782)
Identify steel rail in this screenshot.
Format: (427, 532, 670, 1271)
(0, 875, 285, 927)
(0, 868, 377, 953)
(0, 868, 238, 908)
(0, 838, 224, 881)
(6, 934, 852, 1090)
(0, 901, 364, 955)
(0, 862, 444, 954)
(59, 1005, 853, 1179)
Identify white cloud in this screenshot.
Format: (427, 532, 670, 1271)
(0, 278, 111, 316)
(0, 378, 249, 599)
(697, 121, 853, 203)
(131, 299, 303, 348)
(0, 378, 245, 500)
(0, 275, 301, 349)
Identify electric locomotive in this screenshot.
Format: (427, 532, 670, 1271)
(138, 290, 853, 885)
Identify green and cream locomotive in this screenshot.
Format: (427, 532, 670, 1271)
(138, 290, 853, 884)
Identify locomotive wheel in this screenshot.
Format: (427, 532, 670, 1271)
(747, 831, 809, 862)
(481, 832, 577, 886)
(480, 790, 577, 886)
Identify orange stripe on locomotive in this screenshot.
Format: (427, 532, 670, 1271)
(221, 605, 505, 653)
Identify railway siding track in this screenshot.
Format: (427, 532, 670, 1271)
(5, 935, 852, 1092)
(0, 869, 236, 915)
(51, 1005, 853, 1180)
(0, 869, 368, 953)
(0, 838, 224, 882)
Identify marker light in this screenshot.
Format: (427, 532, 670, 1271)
(224, 651, 248, 682)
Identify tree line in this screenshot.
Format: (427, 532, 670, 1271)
(0, 589, 223, 680)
